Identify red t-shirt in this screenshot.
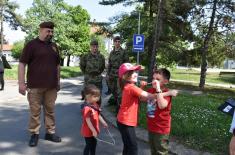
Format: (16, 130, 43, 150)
(117, 83, 143, 126)
(81, 103, 100, 137)
(147, 88, 172, 134)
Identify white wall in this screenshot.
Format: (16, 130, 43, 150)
(224, 59, 235, 69)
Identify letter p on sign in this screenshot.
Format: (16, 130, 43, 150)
(136, 36, 142, 44)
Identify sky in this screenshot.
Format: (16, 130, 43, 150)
(4, 0, 136, 44)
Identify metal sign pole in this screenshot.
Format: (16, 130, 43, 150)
(137, 11, 140, 65)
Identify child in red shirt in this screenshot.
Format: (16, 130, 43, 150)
(146, 68, 177, 155)
(81, 84, 108, 155)
(117, 63, 173, 155)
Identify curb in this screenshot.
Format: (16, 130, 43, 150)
(138, 76, 235, 89)
(101, 95, 211, 155)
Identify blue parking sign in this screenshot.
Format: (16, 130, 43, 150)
(133, 34, 144, 52)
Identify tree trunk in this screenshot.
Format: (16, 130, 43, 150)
(66, 54, 71, 66)
(146, 0, 154, 82)
(60, 58, 64, 66)
(199, 0, 217, 89)
(148, 0, 163, 81)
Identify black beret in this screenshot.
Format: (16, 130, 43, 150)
(39, 21, 55, 29)
(90, 40, 98, 45)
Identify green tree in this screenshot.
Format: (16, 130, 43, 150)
(207, 33, 228, 68)
(100, 0, 234, 87)
(100, 0, 195, 81)
(0, 0, 22, 53)
(23, 0, 90, 66)
(11, 40, 24, 59)
(188, 0, 234, 88)
(224, 33, 235, 59)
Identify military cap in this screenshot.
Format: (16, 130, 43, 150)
(113, 36, 121, 42)
(90, 40, 99, 46)
(39, 21, 55, 29)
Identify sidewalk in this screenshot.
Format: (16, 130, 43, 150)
(0, 80, 23, 103)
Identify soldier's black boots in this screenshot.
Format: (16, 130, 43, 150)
(29, 134, 39, 147)
(81, 90, 85, 100)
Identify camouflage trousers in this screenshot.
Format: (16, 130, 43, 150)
(84, 74, 103, 91)
(83, 74, 103, 105)
(107, 76, 122, 111)
(148, 131, 170, 155)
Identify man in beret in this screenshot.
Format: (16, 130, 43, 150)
(18, 21, 61, 147)
(80, 40, 105, 105)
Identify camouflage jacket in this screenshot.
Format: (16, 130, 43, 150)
(80, 51, 105, 76)
(107, 47, 129, 78)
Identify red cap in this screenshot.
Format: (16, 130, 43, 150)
(118, 63, 141, 78)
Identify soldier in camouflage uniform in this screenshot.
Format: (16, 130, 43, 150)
(107, 36, 129, 109)
(80, 40, 105, 105)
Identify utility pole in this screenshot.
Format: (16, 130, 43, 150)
(137, 11, 140, 65)
(0, 0, 4, 54)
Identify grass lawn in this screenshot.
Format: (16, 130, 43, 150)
(60, 66, 82, 78)
(4, 65, 18, 80)
(4, 65, 82, 80)
(107, 69, 235, 154)
(170, 68, 235, 85)
(137, 82, 235, 154)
